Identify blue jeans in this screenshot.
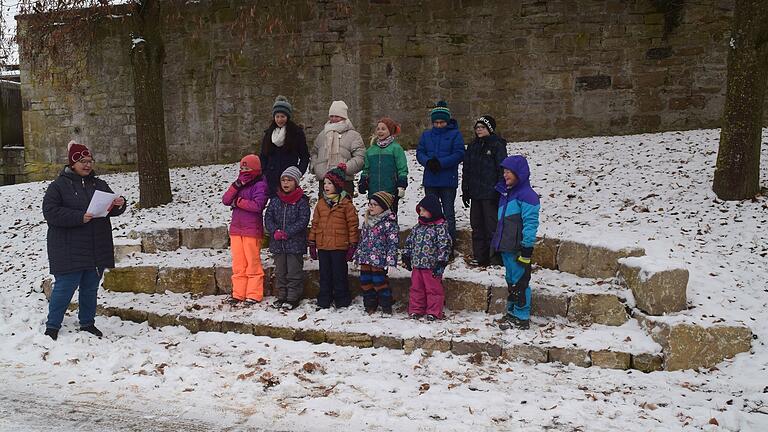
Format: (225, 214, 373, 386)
(501, 253, 531, 320)
(46, 268, 103, 330)
(424, 187, 457, 241)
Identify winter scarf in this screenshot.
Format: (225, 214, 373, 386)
(364, 209, 392, 228)
(376, 135, 395, 149)
(321, 119, 355, 169)
(323, 190, 348, 208)
(278, 186, 304, 205)
(271, 126, 286, 147)
(238, 171, 259, 185)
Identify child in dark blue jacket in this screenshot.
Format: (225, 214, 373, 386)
(491, 156, 540, 330)
(264, 166, 311, 310)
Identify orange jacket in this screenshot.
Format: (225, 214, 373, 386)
(309, 197, 360, 250)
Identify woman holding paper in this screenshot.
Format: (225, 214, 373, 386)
(41, 141, 127, 341)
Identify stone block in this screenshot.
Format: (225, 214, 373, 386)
(403, 337, 451, 354)
(372, 335, 403, 350)
(252, 324, 296, 341)
(214, 266, 233, 294)
(179, 226, 229, 249)
(567, 293, 629, 326)
(112, 307, 149, 324)
(157, 267, 216, 295)
(177, 315, 221, 333)
(114, 242, 142, 263)
(136, 228, 180, 253)
(443, 278, 488, 312)
(590, 350, 631, 369)
(102, 266, 158, 294)
(631, 353, 664, 372)
(532, 292, 569, 318)
(147, 312, 178, 328)
(575, 75, 611, 91)
(502, 344, 549, 363)
(549, 347, 591, 367)
(558, 240, 645, 279)
(452, 340, 502, 357)
(640, 318, 753, 371)
(533, 236, 559, 269)
(326, 331, 373, 348)
(557, 240, 590, 275)
(618, 258, 688, 315)
(294, 329, 327, 344)
(220, 320, 255, 334)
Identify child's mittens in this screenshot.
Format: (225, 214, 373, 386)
(402, 254, 412, 271)
(427, 158, 441, 173)
(397, 187, 406, 198)
(345, 243, 358, 262)
(358, 177, 369, 194)
(514, 246, 533, 294)
(517, 246, 533, 266)
(308, 242, 318, 260)
(432, 261, 447, 278)
(273, 230, 288, 241)
(232, 179, 245, 189)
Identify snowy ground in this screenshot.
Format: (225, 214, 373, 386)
(1, 128, 767, 431)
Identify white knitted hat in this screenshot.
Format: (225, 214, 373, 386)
(328, 100, 348, 119)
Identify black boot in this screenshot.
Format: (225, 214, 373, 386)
(44, 328, 58, 341)
(362, 290, 378, 315)
(80, 325, 103, 337)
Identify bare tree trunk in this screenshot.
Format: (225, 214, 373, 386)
(713, 0, 768, 200)
(131, 0, 171, 208)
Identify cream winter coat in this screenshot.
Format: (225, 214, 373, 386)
(310, 119, 366, 180)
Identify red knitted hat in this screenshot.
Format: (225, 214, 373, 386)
(377, 117, 401, 136)
(240, 154, 261, 174)
(67, 140, 92, 166)
(324, 162, 347, 192)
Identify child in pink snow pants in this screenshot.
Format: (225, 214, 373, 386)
(402, 194, 452, 321)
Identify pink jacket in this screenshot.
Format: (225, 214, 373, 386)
(222, 177, 269, 238)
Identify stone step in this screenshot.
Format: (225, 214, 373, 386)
(123, 226, 650, 281)
(101, 249, 633, 326)
(94, 290, 665, 372)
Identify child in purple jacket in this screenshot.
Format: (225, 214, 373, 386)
(222, 154, 269, 305)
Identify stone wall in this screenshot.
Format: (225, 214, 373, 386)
(17, 0, 766, 178)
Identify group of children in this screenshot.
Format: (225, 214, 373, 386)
(223, 107, 540, 330)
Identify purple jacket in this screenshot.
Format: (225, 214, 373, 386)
(222, 176, 269, 238)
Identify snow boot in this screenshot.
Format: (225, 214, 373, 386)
(409, 313, 423, 320)
(44, 328, 58, 341)
(281, 300, 300, 311)
(425, 314, 438, 322)
(80, 325, 103, 337)
(271, 299, 285, 309)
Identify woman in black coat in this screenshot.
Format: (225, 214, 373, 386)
(260, 95, 310, 197)
(42, 141, 127, 340)
(461, 116, 508, 267)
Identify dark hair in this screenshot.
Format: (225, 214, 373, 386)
(261, 119, 302, 156)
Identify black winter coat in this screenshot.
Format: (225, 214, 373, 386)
(260, 121, 310, 197)
(462, 134, 508, 200)
(42, 167, 127, 274)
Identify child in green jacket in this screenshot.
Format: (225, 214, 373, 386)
(358, 117, 408, 214)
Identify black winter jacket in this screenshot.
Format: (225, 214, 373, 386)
(42, 167, 127, 274)
(260, 121, 310, 197)
(462, 134, 508, 200)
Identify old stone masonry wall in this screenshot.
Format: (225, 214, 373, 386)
(17, 0, 762, 178)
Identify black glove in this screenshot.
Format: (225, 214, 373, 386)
(461, 195, 470, 208)
(427, 158, 441, 173)
(512, 247, 533, 307)
(232, 180, 245, 189)
(402, 254, 412, 271)
(432, 260, 447, 278)
(358, 177, 369, 195)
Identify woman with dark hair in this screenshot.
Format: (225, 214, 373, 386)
(260, 95, 310, 197)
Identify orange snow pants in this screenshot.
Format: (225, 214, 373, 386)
(230, 235, 264, 301)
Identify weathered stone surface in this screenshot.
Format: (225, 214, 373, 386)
(214, 266, 233, 294)
(102, 266, 158, 294)
(220, 320, 254, 334)
(503, 344, 549, 363)
(452, 340, 502, 357)
(533, 236, 560, 269)
(443, 278, 488, 312)
(640, 318, 753, 371)
(326, 331, 373, 348)
(147, 312, 178, 328)
(177, 315, 221, 333)
(549, 347, 591, 367)
(41, 278, 53, 300)
(114, 242, 142, 263)
(372, 335, 403, 350)
(294, 329, 328, 344)
(252, 324, 296, 341)
(403, 337, 451, 354)
(590, 350, 631, 369)
(157, 267, 216, 295)
(532, 292, 569, 318)
(631, 353, 664, 372)
(618, 259, 688, 315)
(111, 307, 149, 324)
(179, 226, 229, 249)
(558, 240, 645, 279)
(137, 228, 180, 253)
(567, 293, 629, 326)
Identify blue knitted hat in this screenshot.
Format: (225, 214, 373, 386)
(430, 100, 451, 123)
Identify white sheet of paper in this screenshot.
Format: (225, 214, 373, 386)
(86, 190, 118, 218)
